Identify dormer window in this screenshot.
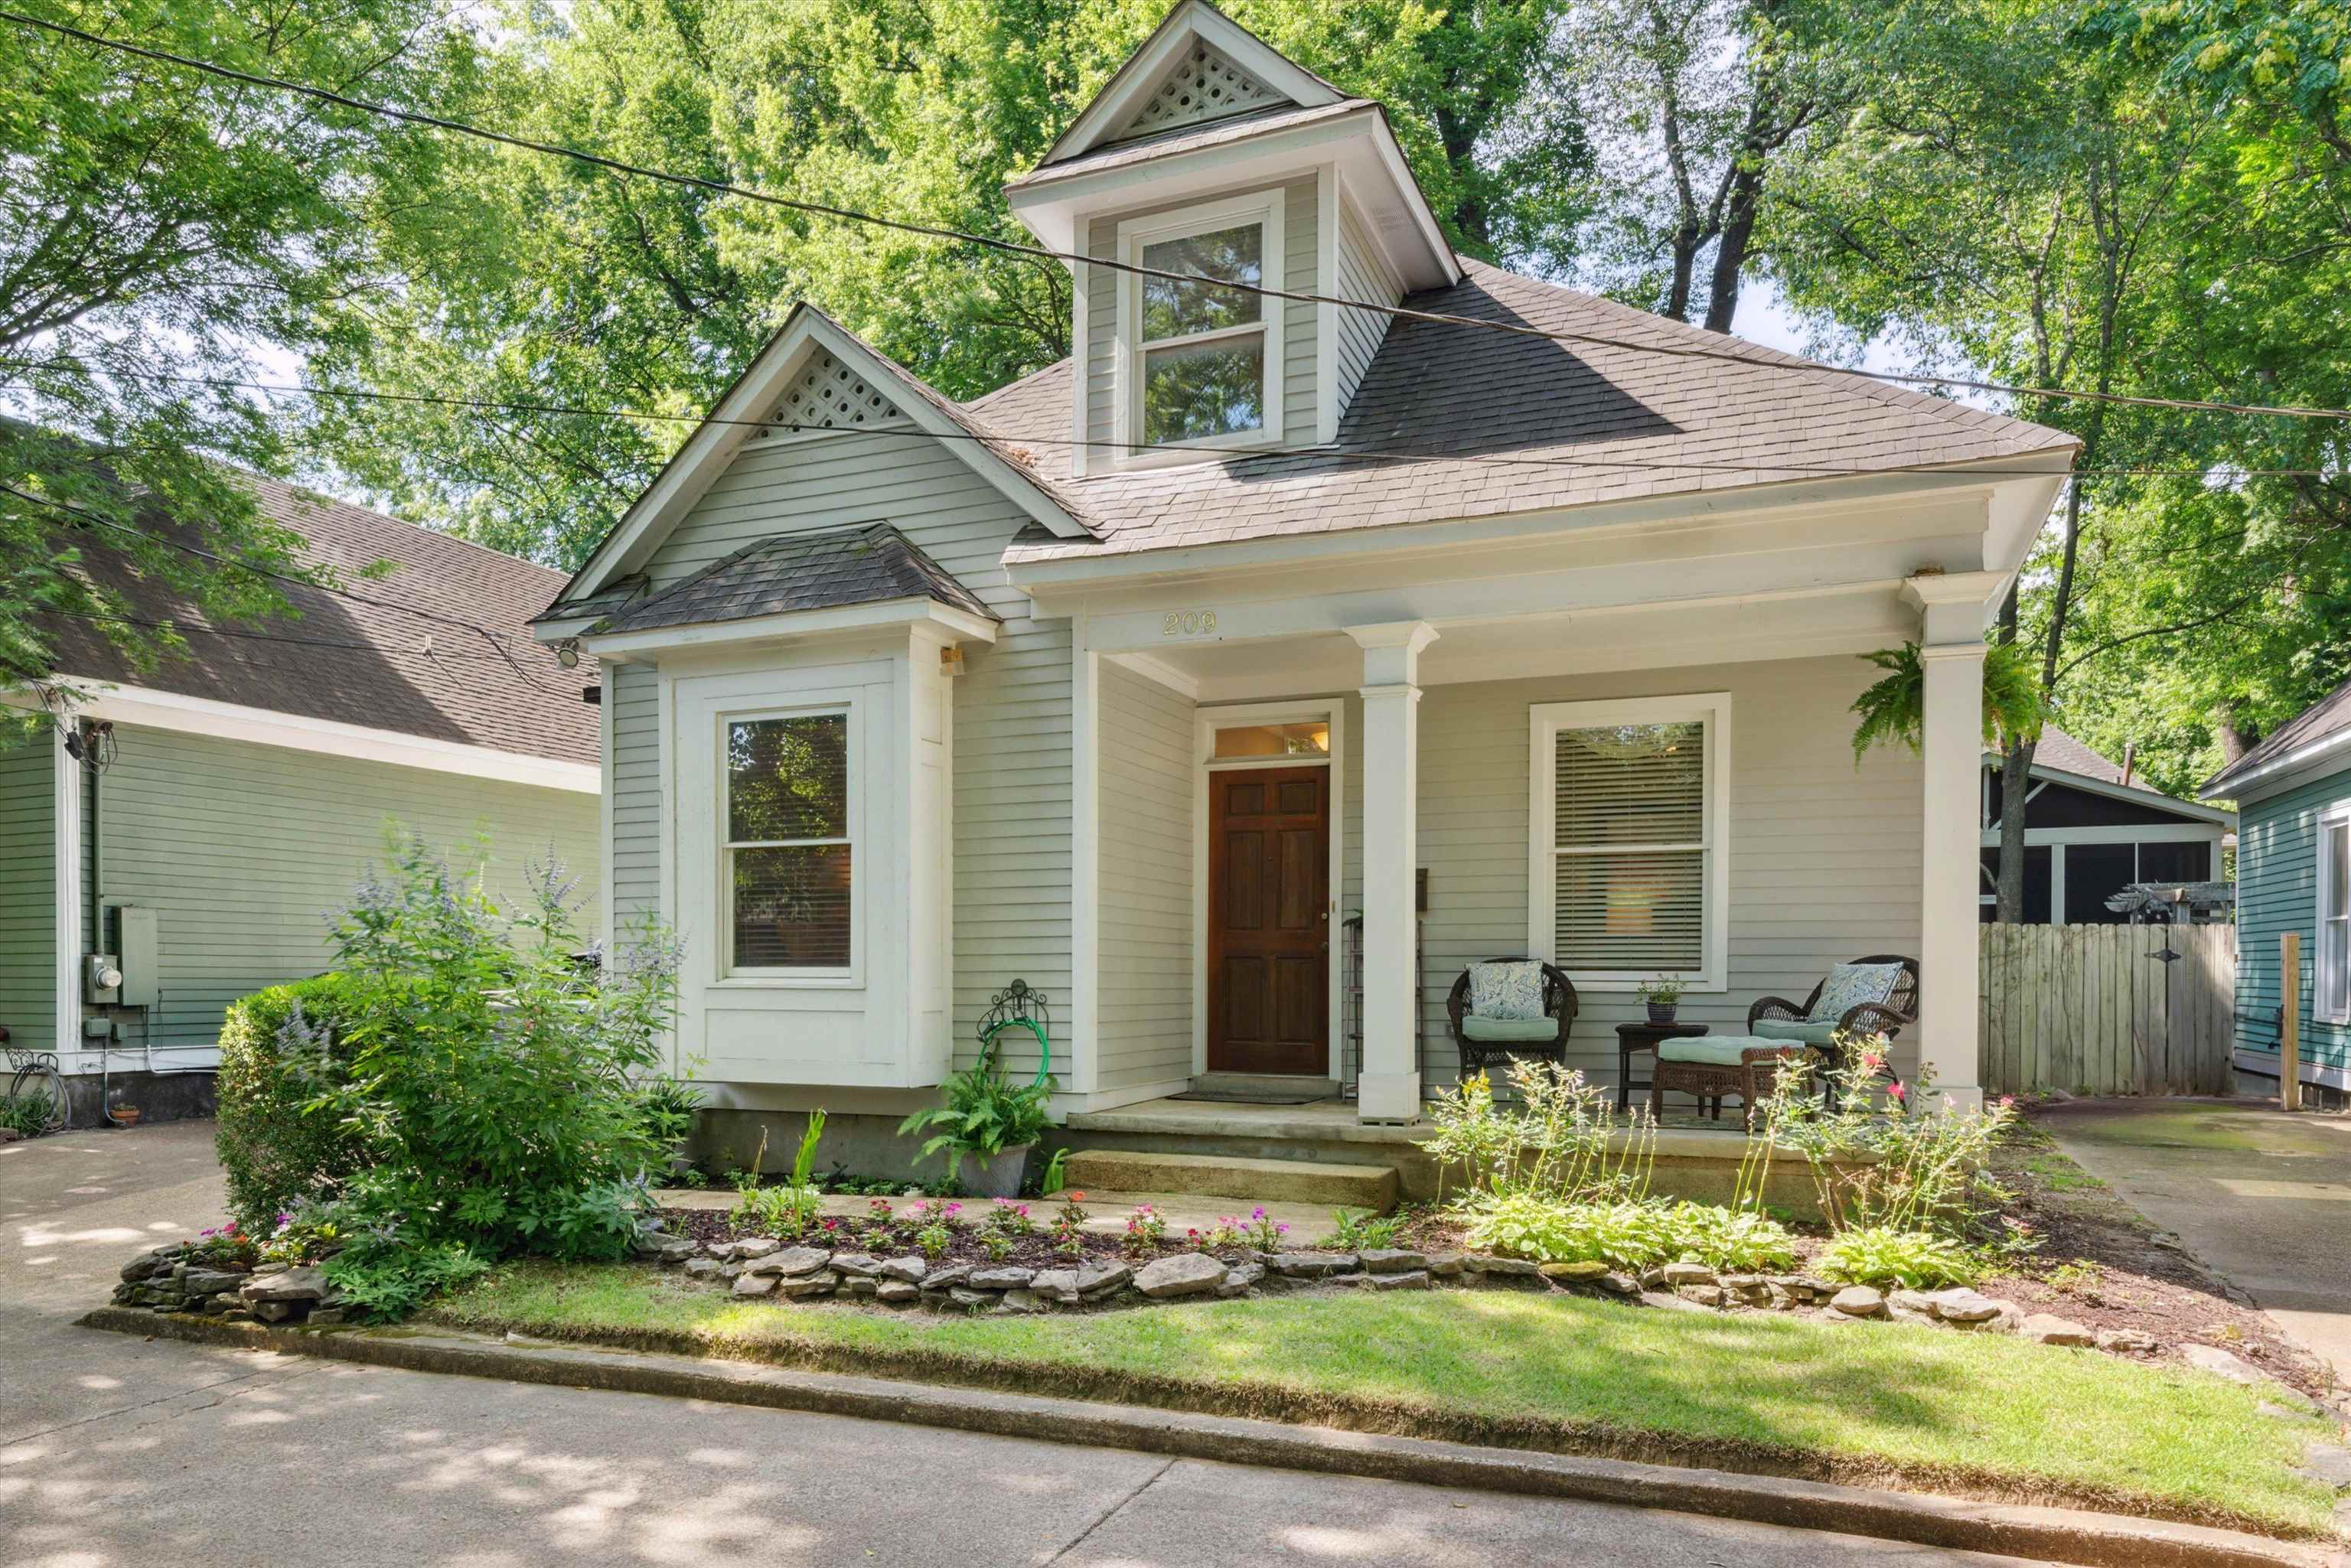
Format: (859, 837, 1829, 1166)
(1118, 192, 1285, 460)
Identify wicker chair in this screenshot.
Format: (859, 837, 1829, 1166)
(1446, 959, 1579, 1083)
(1748, 954, 1919, 1103)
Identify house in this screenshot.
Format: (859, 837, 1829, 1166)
(2, 473, 602, 1126)
(531, 0, 2077, 1157)
(1980, 726, 2234, 924)
(2203, 676, 2351, 1102)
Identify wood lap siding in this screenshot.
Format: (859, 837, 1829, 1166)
(2237, 773, 2351, 1071)
(609, 661, 662, 931)
(0, 743, 56, 1055)
(641, 426, 1074, 1075)
(93, 724, 598, 1052)
(1409, 657, 1923, 1081)
(1333, 199, 1399, 415)
(1282, 179, 1318, 440)
(1097, 662, 1194, 1090)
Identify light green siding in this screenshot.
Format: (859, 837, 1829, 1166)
(0, 742, 57, 1055)
(92, 723, 600, 1051)
(2235, 770, 2351, 1072)
(622, 424, 1073, 1074)
(1097, 660, 1194, 1092)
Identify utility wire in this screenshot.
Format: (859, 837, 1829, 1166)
(2, 479, 555, 686)
(8, 6, 2351, 427)
(4, 367, 2337, 483)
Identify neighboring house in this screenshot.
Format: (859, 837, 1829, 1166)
(1980, 726, 2234, 924)
(2, 473, 602, 1125)
(2203, 676, 2351, 1101)
(533, 0, 2076, 1140)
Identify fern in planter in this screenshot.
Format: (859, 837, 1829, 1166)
(1850, 641, 2045, 764)
(897, 1062, 1055, 1182)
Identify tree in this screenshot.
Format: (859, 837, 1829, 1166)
(0, 0, 485, 716)
(1567, 0, 1841, 328)
(305, 0, 1595, 568)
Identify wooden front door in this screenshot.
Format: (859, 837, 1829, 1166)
(1208, 765, 1329, 1074)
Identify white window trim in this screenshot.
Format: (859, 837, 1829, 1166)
(716, 699, 860, 986)
(1189, 699, 1346, 1081)
(2319, 800, 2351, 1026)
(1115, 190, 1286, 467)
(1528, 693, 1731, 993)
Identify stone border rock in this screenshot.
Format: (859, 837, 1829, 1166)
(74, 1307, 2347, 1568)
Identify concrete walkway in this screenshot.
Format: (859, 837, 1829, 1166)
(4, 1121, 2050, 1567)
(2038, 1097, 2351, 1389)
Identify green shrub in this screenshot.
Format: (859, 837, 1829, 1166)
(214, 972, 370, 1225)
(1463, 1192, 1799, 1273)
(1819, 1225, 1978, 1289)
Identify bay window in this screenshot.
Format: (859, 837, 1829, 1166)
(725, 709, 853, 972)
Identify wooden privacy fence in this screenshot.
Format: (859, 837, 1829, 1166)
(1978, 923, 2237, 1097)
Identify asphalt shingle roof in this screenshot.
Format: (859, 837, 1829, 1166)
(599, 523, 998, 635)
(2203, 674, 2351, 797)
(975, 258, 2078, 565)
(40, 474, 597, 768)
(2027, 727, 2126, 785)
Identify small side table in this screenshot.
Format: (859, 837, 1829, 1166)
(1615, 1020, 1708, 1112)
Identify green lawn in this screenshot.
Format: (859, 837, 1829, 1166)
(429, 1263, 2336, 1538)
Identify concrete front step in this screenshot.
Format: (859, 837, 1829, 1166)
(1060, 1149, 1398, 1211)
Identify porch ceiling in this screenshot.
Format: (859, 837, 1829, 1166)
(1110, 584, 1916, 702)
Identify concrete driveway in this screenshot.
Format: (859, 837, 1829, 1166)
(2037, 1097, 2351, 1390)
(3, 1121, 2049, 1567)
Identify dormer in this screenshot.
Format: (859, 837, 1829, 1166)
(1004, 0, 1458, 474)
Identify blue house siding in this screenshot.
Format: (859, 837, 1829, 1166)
(2235, 768, 2351, 1073)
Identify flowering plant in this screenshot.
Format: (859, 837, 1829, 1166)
(1123, 1204, 1168, 1255)
(1050, 1191, 1088, 1257)
(1239, 1206, 1289, 1252)
(982, 1198, 1035, 1238)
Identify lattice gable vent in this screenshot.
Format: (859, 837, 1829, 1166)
(1120, 42, 1286, 139)
(766, 349, 903, 434)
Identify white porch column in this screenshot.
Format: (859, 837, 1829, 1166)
(1906, 572, 2005, 1110)
(1348, 621, 1437, 1123)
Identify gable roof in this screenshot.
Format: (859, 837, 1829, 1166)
(2028, 726, 2126, 785)
(597, 523, 996, 636)
(41, 473, 597, 768)
(2201, 674, 2351, 800)
(981, 259, 2079, 566)
(1034, 0, 1346, 170)
(550, 304, 1089, 613)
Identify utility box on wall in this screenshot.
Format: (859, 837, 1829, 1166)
(116, 906, 160, 1007)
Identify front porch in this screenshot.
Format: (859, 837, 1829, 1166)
(1058, 570, 2006, 1126)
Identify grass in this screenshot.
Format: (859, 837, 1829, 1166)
(428, 1262, 2338, 1538)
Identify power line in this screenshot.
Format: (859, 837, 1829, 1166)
(2, 478, 554, 686)
(5, 367, 2339, 484)
(8, 6, 2351, 427)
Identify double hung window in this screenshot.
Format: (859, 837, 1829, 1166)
(724, 711, 853, 972)
(1119, 194, 1283, 455)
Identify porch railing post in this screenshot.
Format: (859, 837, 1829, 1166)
(1906, 570, 2005, 1112)
(1348, 621, 1437, 1123)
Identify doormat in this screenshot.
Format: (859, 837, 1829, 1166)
(1167, 1089, 1329, 1106)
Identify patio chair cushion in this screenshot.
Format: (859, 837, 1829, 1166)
(1809, 962, 1903, 1022)
(1753, 1018, 1841, 1047)
(1460, 1015, 1560, 1043)
(1467, 960, 1547, 1022)
(1658, 1035, 1803, 1067)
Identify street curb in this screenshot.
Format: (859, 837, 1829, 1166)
(80, 1306, 2346, 1568)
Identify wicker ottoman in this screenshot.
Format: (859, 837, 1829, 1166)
(1648, 1036, 1809, 1128)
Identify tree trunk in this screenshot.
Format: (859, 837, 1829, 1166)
(1701, 165, 1766, 332)
(1996, 741, 2036, 924)
(2212, 702, 2254, 767)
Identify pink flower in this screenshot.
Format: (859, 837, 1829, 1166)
(1999, 1096, 2016, 1108)
(1886, 1082, 1906, 1102)
(1860, 1052, 1886, 1072)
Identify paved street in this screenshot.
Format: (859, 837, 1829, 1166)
(4, 1121, 2056, 1567)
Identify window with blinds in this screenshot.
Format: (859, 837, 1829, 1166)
(1529, 698, 1727, 986)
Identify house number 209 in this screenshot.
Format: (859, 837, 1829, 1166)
(1162, 610, 1218, 637)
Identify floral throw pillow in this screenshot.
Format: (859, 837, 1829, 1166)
(1809, 962, 1903, 1023)
(1468, 960, 1547, 1022)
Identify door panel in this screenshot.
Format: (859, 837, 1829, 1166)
(1208, 765, 1329, 1074)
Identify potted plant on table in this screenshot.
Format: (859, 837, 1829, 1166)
(1638, 976, 1684, 1025)
(898, 1058, 1055, 1199)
